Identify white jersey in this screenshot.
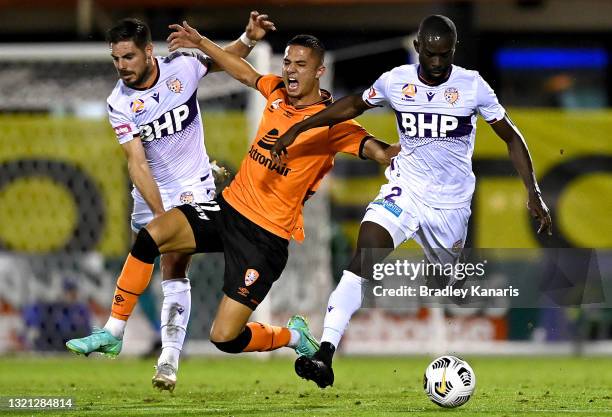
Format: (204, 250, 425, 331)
(362, 64, 505, 209)
(107, 51, 216, 203)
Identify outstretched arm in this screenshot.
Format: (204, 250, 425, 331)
(209, 11, 276, 73)
(271, 94, 372, 163)
(491, 115, 552, 235)
(362, 139, 400, 165)
(167, 21, 262, 88)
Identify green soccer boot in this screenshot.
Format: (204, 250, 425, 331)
(66, 328, 122, 358)
(287, 315, 320, 358)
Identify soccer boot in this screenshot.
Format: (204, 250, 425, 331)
(66, 327, 122, 358)
(287, 315, 319, 357)
(295, 355, 334, 388)
(152, 363, 177, 392)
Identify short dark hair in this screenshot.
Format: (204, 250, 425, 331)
(286, 34, 325, 63)
(106, 18, 152, 50)
(418, 15, 457, 44)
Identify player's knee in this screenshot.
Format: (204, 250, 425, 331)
(210, 338, 245, 354)
(209, 323, 241, 344)
(210, 326, 251, 354)
(130, 228, 161, 264)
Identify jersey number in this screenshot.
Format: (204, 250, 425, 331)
(384, 186, 402, 203)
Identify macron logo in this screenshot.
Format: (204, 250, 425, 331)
(327, 306, 334, 312)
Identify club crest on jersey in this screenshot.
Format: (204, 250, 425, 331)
(444, 87, 459, 105)
(131, 99, 145, 114)
(401, 83, 417, 101)
(166, 77, 184, 94)
(180, 191, 194, 204)
(244, 269, 260, 286)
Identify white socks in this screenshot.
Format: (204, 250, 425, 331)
(104, 316, 126, 339)
(321, 270, 365, 348)
(287, 329, 301, 348)
(158, 346, 181, 370)
(158, 278, 191, 369)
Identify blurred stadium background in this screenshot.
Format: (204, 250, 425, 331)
(0, 0, 611, 360)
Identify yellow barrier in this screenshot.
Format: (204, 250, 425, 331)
(0, 109, 610, 254)
(0, 111, 252, 255)
(0, 115, 127, 255)
(336, 109, 612, 248)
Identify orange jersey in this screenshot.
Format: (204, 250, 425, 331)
(223, 74, 371, 242)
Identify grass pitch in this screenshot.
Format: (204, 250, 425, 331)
(1, 355, 611, 416)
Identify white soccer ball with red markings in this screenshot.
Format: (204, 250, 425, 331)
(423, 355, 476, 408)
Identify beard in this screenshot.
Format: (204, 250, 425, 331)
(122, 64, 153, 88)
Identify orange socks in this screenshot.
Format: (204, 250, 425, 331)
(243, 322, 291, 352)
(110, 254, 154, 320)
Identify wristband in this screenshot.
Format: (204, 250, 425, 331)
(239, 32, 257, 48)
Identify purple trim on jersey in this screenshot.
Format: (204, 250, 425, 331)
(165, 51, 212, 72)
(416, 65, 453, 86)
(393, 110, 473, 139)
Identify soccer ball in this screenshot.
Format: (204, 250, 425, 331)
(423, 355, 476, 408)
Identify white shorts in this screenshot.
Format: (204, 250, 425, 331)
(362, 183, 471, 265)
(131, 182, 215, 232)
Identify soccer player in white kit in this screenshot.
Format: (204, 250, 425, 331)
(272, 15, 552, 388)
(66, 13, 276, 391)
